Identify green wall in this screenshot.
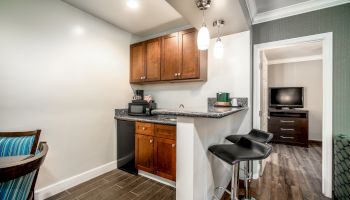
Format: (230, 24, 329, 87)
(253, 3, 350, 137)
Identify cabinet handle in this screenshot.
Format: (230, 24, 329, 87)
(174, 73, 178, 77)
(178, 73, 181, 77)
(150, 139, 153, 143)
(280, 120, 295, 123)
(172, 144, 175, 148)
(280, 136, 294, 139)
(281, 128, 294, 131)
(142, 127, 145, 130)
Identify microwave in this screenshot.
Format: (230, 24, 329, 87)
(128, 101, 157, 116)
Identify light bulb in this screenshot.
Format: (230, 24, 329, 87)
(197, 25, 210, 50)
(214, 38, 224, 59)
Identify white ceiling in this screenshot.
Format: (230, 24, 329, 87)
(63, 0, 189, 36)
(246, 0, 350, 24)
(166, 0, 250, 38)
(264, 41, 322, 61)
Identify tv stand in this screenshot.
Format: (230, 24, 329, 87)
(268, 108, 309, 147)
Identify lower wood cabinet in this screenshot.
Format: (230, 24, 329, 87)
(135, 122, 176, 181)
(135, 134, 154, 173)
(154, 137, 176, 181)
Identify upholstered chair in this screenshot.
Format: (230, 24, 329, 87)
(0, 130, 41, 157)
(0, 142, 48, 200)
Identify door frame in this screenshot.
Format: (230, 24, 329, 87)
(253, 32, 333, 198)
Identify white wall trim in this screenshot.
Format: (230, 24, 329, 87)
(253, 32, 333, 198)
(247, 0, 350, 24)
(268, 55, 322, 65)
(34, 161, 117, 200)
(138, 170, 176, 188)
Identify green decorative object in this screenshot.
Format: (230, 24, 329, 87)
(216, 92, 231, 102)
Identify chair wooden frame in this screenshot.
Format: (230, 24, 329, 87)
(0, 142, 48, 200)
(0, 130, 41, 155)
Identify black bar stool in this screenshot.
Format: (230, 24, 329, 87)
(209, 137, 272, 200)
(226, 129, 273, 144)
(226, 129, 273, 175)
(225, 129, 273, 199)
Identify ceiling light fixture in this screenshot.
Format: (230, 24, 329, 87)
(213, 19, 224, 59)
(127, 0, 139, 9)
(196, 0, 211, 50)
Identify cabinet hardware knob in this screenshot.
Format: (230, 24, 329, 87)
(174, 73, 177, 77)
(150, 139, 153, 143)
(142, 127, 145, 130)
(280, 136, 294, 139)
(172, 144, 175, 148)
(280, 120, 295, 123)
(281, 128, 294, 131)
(178, 73, 181, 76)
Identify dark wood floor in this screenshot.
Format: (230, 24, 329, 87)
(48, 143, 328, 200)
(47, 169, 175, 200)
(223, 143, 329, 200)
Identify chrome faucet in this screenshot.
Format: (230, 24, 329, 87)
(179, 104, 185, 108)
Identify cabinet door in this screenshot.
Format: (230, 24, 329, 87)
(145, 38, 161, 81)
(135, 134, 154, 173)
(161, 33, 179, 81)
(179, 28, 200, 79)
(154, 137, 176, 181)
(130, 43, 145, 83)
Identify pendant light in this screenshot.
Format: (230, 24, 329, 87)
(196, 0, 211, 50)
(213, 19, 224, 59)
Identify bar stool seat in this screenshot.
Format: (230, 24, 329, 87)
(225, 129, 273, 144)
(209, 137, 272, 200)
(209, 143, 269, 165)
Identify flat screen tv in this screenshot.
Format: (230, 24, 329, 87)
(269, 87, 304, 108)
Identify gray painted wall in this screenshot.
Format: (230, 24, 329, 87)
(253, 4, 350, 138)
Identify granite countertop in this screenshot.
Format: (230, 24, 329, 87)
(151, 106, 248, 118)
(114, 109, 177, 125)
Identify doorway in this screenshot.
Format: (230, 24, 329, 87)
(253, 33, 333, 198)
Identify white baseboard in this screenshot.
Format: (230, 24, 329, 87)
(138, 170, 176, 188)
(35, 160, 117, 200)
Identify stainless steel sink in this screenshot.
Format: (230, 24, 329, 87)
(162, 117, 177, 122)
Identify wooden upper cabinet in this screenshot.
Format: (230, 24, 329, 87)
(130, 42, 145, 83)
(161, 32, 179, 81)
(179, 28, 200, 79)
(145, 38, 161, 81)
(130, 28, 207, 84)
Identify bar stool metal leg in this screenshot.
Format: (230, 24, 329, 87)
(244, 161, 250, 199)
(259, 160, 263, 176)
(231, 164, 239, 200)
(242, 160, 256, 200)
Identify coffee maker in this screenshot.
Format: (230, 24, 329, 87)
(133, 90, 144, 102)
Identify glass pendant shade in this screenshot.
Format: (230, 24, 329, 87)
(197, 25, 210, 50)
(214, 38, 224, 59)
